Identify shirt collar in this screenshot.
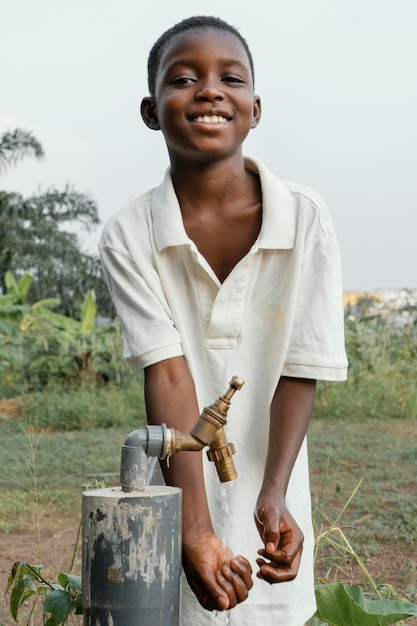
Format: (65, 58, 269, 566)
(151, 157, 296, 253)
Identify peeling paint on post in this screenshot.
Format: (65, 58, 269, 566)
(82, 485, 182, 626)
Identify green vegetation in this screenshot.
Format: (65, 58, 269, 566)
(314, 319, 417, 420)
(0, 128, 113, 316)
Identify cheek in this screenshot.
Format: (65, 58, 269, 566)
(158, 98, 183, 125)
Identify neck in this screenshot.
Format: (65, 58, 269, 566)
(170, 153, 250, 212)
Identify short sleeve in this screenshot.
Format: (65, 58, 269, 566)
(282, 199, 348, 382)
(99, 243, 183, 371)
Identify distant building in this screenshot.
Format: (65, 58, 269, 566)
(343, 292, 382, 308)
(344, 288, 417, 326)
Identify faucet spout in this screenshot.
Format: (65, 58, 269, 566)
(207, 426, 237, 482)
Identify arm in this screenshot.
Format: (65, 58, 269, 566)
(144, 356, 253, 610)
(254, 376, 316, 583)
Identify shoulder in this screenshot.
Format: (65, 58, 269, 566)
(284, 179, 326, 209)
(247, 156, 337, 240)
(100, 188, 153, 242)
(98, 185, 161, 260)
(284, 180, 336, 238)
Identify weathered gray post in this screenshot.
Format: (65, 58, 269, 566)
(82, 426, 182, 626)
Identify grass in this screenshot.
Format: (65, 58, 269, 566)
(0, 423, 145, 533)
(308, 416, 417, 605)
(0, 386, 415, 611)
(309, 418, 417, 550)
(0, 412, 415, 547)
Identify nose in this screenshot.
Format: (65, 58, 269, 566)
(194, 78, 224, 102)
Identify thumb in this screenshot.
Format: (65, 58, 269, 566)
(255, 507, 281, 552)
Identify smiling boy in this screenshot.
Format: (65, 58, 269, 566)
(99, 16, 348, 626)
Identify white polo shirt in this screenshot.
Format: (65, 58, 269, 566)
(99, 157, 348, 626)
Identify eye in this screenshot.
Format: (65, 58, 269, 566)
(222, 75, 245, 85)
(171, 76, 196, 86)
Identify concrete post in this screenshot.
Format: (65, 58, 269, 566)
(82, 485, 182, 626)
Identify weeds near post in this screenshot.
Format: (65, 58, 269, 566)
(310, 461, 417, 625)
(5, 552, 82, 625)
(0, 423, 83, 624)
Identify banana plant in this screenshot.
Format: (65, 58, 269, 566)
(0, 271, 34, 321)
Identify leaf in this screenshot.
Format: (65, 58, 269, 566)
(32, 298, 61, 310)
(6, 562, 43, 620)
(29, 306, 80, 331)
(59, 573, 83, 613)
(0, 128, 44, 174)
(10, 587, 37, 619)
(4, 271, 18, 293)
(0, 293, 17, 307)
(315, 583, 417, 626)
(57, 572, 82, 591)
(17, 273, 34, 297)
(79, 290, 96, 333)
(44, 588, 73, 625)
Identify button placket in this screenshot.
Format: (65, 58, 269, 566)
(205, 261, 251, 348)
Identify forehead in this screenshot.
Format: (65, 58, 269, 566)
(158, 28, 251, 75)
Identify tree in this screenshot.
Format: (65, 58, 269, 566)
(0, 129, 114, 316)
(0, 128, 44, 175)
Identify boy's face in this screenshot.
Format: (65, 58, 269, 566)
(141, 29, 261, 163)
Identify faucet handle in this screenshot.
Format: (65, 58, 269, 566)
(229, 376, 244, 391)
(219, 376, 245, 405)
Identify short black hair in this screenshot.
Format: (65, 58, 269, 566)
(147, 16, 255, 97)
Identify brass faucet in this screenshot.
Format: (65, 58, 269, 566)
(165, 376, 244, 482)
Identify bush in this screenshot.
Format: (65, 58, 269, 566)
(19, 377, 146, 432)
(313, 319, 417, 421)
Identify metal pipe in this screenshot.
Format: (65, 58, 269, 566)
(120, 425, 169, 492)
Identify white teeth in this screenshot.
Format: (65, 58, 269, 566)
(193, 115, 228, 123)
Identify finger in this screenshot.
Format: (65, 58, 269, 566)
(258, 527, 304, 564)
(216, 569, 239, 608)
(187, 573, 230, 611)
(262, 510, 282, 551)
(218, 564, 242, 609)
(230, 556, 254, 590)
(255, 509, 281, 552)
(256, 563, 297, 584)
(258, 539, 303, 568)
(257, 547, 294, 568)
(220, 562, 251, 605)
(256, 552, 301, 584)
(278, 527, 304, 561)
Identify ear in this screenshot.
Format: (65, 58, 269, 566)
(141, 97, 160, 130)
(251, 95, 262, 129)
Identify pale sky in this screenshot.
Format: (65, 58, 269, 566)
(2, 0, 416, 291)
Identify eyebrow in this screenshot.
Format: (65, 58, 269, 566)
(164, 58, 250, 75)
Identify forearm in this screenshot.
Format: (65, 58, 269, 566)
(144, 356, 214, 534)
(262, 376, 316, 496)
(145, 357, 253, 609)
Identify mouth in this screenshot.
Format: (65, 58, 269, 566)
(189, 114, 231, 124)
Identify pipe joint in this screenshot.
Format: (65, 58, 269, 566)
(121, 424, 169, 492)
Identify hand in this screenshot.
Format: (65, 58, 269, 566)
(254, 490, 304, 584)
(182, 530, 253, 611)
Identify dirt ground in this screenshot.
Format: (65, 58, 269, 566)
(0, 398, 416, 624)
(1, 516, 416, 625)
